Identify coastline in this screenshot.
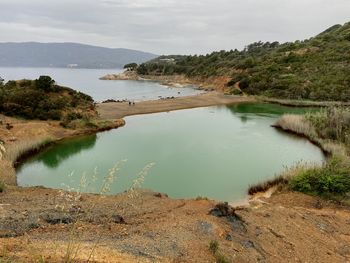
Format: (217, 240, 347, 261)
(100, 71, 231, 92)
(97, 92, 256, 119)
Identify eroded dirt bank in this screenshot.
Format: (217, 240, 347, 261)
(1, 187, 350, 262)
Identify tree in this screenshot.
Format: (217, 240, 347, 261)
(123, 63, 138, 71)
(35, 76, 55, 92)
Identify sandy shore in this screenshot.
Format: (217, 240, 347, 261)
(97, 92, 255, 119)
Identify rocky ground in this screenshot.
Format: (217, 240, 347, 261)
(1, 186, 350, 262)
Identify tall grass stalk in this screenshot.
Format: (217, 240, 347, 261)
(128, 162, 155, 199)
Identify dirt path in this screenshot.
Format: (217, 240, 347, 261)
(97, 92, 255, 119)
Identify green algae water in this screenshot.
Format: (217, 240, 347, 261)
(16, 103, 324, 201)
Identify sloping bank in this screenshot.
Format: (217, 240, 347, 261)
(0, 117, 125, 186)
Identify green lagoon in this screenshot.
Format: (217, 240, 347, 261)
(17, 103, 324, 201)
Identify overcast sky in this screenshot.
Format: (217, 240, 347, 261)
(0, 0, 349, 55)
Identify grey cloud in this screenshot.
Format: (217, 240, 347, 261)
(0, 0, 349, 54)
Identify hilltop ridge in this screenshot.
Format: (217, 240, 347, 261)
(137, 22, 350, 101)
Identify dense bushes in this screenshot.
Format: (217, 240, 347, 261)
(0, 76, 95, 122)
(306, 107, 350, 146)
(35, 75, 55, 91)
(290, 157, 350, 198)
(138, 22, 350, 101)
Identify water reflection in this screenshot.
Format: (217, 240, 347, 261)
(26, 135, 97, 169)
(226, 103, 318, 123)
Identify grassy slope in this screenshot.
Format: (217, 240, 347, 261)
(137, 22, 350, 101)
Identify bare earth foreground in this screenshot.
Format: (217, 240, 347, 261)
(1, 93, 350, 262)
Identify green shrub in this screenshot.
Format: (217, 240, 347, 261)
(290, 157, 350, 197)
(35, 76, 55, 92)
(0, 77, 95, 121)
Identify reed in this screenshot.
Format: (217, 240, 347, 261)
(274, 114, 317, 140)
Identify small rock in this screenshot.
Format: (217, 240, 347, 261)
(154, 193, 168, 198)
(42, 213, 73, 225)
(209, 202, 236, 217)
(226, 234, 233, 241)
(197, 220, 213, 234)
(111, 214, 125, 224)
(242, 240, 255, 249)
(69, 205, 84, 214)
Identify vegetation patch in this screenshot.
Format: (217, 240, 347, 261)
(290, 156, 350, 199)
(208, 240, 229, 263)
(267, 107, 350, 202)
(306, 107, 350, 147)
(0, 76, 96, 124)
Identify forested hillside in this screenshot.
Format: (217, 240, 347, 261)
(138, 22, 350, 101)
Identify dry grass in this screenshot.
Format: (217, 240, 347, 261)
(275, 113, 348, 157)
(274, 114, 317, 139)
(4, 137, 53, 163)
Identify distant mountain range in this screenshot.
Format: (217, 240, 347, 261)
(0, 42, 157, 69)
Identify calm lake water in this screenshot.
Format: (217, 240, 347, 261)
(0, 67, 202, 101)
(17, 103, 324, 202)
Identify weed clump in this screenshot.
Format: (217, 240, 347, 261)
(208, 240, 229, 263)
(290, 156, 350, 199)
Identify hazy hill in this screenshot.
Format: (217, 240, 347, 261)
(0, 42, 157, 69)
(138, 22, 350, 101)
